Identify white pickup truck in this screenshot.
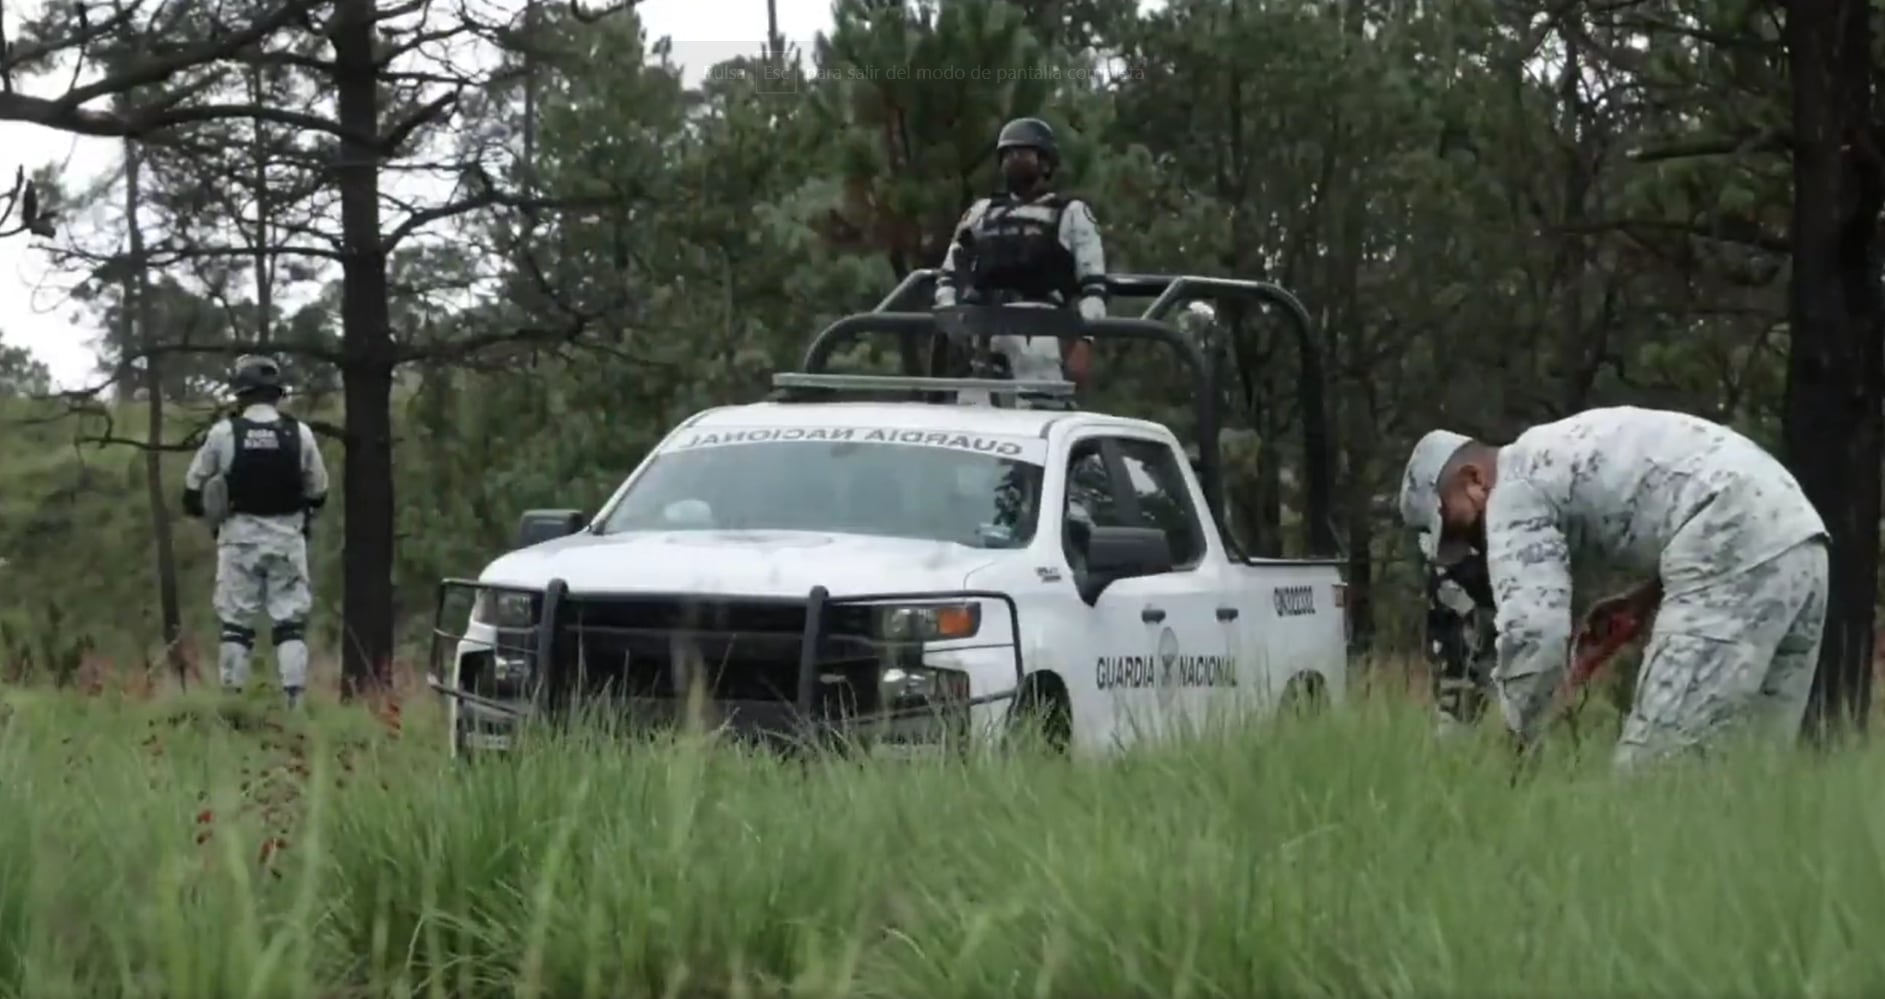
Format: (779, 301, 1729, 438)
(428, 272, 1351, 758)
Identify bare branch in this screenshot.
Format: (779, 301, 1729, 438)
(78, 431, 203, 452)
(380, 91, 459, 154)
(384, 187, 620, 250)
(1627, 130, 1790, 162)
(0, 90, 374, 146)
(301, 417, 347, 441)
(121, 339, 345, 365)
(55, 0, 322, 108)
(1553, 216, 1789, 255)
(50, 238, 345, 266)
(67, 400, 214, 454)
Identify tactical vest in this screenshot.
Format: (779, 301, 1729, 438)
(963, 193, 1079, 306)
(226, 416, 305, 517)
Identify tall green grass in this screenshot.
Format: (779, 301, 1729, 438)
(0, 690, 1881, 997)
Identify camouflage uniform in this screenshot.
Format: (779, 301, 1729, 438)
(1399, 407, 1829, 769)
(934, 117, 1108, 386)
(182, 363, 329, 703)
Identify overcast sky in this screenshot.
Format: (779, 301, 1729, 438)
(0, 0, 843, 390)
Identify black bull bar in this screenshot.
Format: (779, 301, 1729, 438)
(427, 578, 1027, 748)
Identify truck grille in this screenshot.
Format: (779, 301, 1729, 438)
(546, 596, 884, 713)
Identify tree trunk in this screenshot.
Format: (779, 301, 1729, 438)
(525, 0, 539, 173)
(1344, 362, 1385, 651)
(127, 140, 186, 684)
(1782, 0, 1884, 737)
(1555, 28, 1595, 414)
(334, 0, 396, 699)
(249, 62, 273, 346)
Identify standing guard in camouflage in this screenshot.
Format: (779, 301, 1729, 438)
(181, 355, 330, 708)
(933, 116, 1106, 391)
(1397, 406, 1830, 769)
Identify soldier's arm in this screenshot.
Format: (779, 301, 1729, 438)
(1483, 478, 1575, 745)
(1059, 199, 1108, 322)
(179, 421, 230, 517)
(933, 200, 985, 308)
(299, 421, 329, 511)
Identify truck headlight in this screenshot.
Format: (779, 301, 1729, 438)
(875, 603, 980, 641)
(471, 589, 539, 629)
(880, 665, 970, 708)
(457, 645, 534, 695)
(492, 651, 533, 685)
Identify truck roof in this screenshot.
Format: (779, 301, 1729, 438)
(688, 400, 1175, 441)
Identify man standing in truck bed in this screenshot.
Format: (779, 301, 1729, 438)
(181, 354, 329, 708)
(1397, 406, 1829, 770)
(932, 115, 1105, 391)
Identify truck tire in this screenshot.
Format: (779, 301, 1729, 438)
(1008, 675, 1072, 754)
(1278, 671, 1328, 718)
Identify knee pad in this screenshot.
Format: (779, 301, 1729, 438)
(272, 620, 306, 646)
(220, 621, 256, 648)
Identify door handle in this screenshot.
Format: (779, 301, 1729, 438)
(1141, 607, 1166, 623)
(1216, 606, 1239, 621)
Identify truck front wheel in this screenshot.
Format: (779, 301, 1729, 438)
(1008, 675, 1072, 754)
(1279, 671, 1328, 718)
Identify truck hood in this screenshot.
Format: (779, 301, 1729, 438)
(477, 529, 1005, 598)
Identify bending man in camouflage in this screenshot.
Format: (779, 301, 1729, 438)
(1398, 406, 1829, 769)
(181, 355, 329, 708)
(933, 116, 1106, 390)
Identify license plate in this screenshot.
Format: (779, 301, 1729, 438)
(463, 731, 512, 751)
(872, 741, 944, 761)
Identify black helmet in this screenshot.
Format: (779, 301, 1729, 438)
(995, 117, 1058, 168)
(231, 353, 285, 397)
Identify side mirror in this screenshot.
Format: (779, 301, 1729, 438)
(1077, 525, 1174, 604)
(514, 508, 586, 549)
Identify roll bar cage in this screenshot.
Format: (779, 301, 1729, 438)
(770, 268, 1313, 529)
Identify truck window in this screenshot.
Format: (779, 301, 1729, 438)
(1115, 438, 1207, 568)
(595, 441, 1045, 549)
(1062, 440, 1130, 571)
(1064, 442, 1130, 530)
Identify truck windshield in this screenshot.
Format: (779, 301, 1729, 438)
(596, 440, 1045, 549)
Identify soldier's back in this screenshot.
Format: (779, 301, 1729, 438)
(1503, 406, 1826, 584)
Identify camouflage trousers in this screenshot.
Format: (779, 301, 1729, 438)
(214, 535, 313, 693)
(953, 334, 1068, 409)
(1612, 535, 1829, 771)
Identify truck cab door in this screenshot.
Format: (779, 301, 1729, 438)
(1058, 433, 1232, 746)
(1060, 436, 1161, 747)
(1104, 436, 1239, 734)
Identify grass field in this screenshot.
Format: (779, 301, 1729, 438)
(3, 672, 1883, 999)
